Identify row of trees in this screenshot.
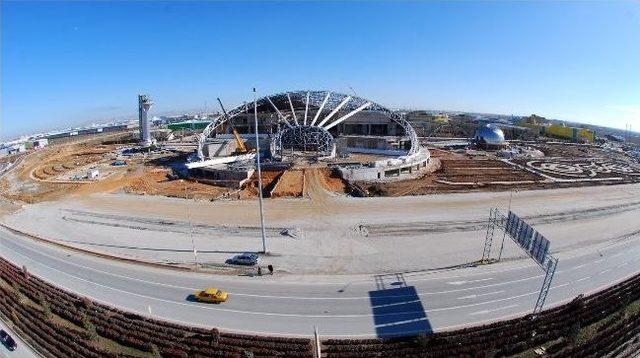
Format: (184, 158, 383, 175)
(1, 254, 638, 358)
(0, 257, 313, 357)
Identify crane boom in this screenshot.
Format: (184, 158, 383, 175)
(217, 98, 248, 154)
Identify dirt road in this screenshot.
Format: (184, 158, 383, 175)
(4, 179, 640, 274)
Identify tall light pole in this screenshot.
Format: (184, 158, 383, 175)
(184, 184, 198, 268)
(254, 88, 267, 253)
(497, 189, 517, 261)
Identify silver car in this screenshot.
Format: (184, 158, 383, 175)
(226, 253, 258, 266)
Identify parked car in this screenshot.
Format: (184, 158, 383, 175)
(226, 252, 258, 266)
(0, 329, 17, 351)
(194, 287, 228, 303)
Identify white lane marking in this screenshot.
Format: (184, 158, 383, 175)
(375, 317, 429, 328)
(457, 290, 504, 300)
(572, 264, 586, 270)
(599, 269, 611, 275)
(372, 300, 422, 309)
(1, 241, 570, 318)
(7, 233, 640, 308)
(594, 258, 605, 263)
(0, 238, 543, 300)
(576, 276, 591, 282)
(617, 263, 628, 268)
(610, 253, 622, 258)
(3, 236, 640, 339)
(469, 304, 518, 316)
(2, 228, 639, 307)
(7, 222, 637, 287)
(447, 278, 493, 285)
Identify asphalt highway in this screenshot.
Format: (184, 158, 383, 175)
(1, 225, 639, 338)
(0, 318, 38, 358)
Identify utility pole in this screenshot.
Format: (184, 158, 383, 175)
(254, 88, 267, 253)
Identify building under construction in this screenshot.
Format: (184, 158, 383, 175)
(186, 90, 432, 186)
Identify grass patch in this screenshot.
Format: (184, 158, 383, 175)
(574, 298, 640, 346)
(92, 336, 153, 358)
(511, 338, 564, 358)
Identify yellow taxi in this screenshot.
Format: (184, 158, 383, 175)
(194, 287, 228, 303)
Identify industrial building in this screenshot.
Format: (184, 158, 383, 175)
(42, 123, 134, 142)
(541, 124, 595, 142)
(167, 120, 211, 132)
(520, 115, 595, 142)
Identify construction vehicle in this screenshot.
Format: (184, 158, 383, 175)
(217, 98, 248, 153)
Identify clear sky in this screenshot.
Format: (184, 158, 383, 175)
(1, 1, 639, 139)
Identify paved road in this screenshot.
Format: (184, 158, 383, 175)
(1, 224, 639, 338)
(0, 318, 39, 358)
(7, 182, 640, 275)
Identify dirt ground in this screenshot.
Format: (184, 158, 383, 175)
(120, 168, 232, 200)
(0, 133, 353, 205)
(315, 167, 348, 193)
(538, 142, 605, 157)
(240, 167, 347, 199)
(3, 133, 639, 205)
(437, 158, 540, 183)
(240, 170, 284, 198)
(271, 170, 305, 198)
(0, 133, 233, 203)
(363, 156, 542, 197)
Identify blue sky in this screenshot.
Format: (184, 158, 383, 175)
(1, 1, 639, 139)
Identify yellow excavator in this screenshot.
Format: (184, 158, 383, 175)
(217, 98, 248, 154)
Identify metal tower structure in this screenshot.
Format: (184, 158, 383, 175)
(138, 94, 153, 146)
(481, 208, 559, 314)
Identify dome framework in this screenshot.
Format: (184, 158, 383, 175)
(196, 90, 420, 161)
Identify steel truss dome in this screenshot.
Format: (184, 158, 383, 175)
(196, 90, 420, 161)
(271, 125, 335, 158)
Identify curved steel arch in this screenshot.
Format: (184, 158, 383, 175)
(195, 90, 419, 161)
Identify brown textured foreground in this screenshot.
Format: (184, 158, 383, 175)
(1, 255, 639, 357)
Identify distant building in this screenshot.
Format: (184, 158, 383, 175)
(33, 138, 48, 149)
(7, 143, 27, 154)
(542, 124, 595, 142)
(519, 114, 595, 142)
(167, 120, 211, 132)
(605, 134, 625, 142)
(87, 169, 99, 180)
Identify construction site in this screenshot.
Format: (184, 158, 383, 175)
(0, 90, 638, 274)
(2, 90, 638, 206)
(2, 89, 640, 357)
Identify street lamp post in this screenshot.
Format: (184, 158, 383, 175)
(184, 185, 198, 267)
(254, 88, 267, 253)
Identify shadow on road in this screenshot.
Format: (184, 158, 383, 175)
(369, 273, 432, 338)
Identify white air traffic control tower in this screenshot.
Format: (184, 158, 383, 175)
(138, 94, 153, 146)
